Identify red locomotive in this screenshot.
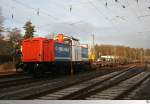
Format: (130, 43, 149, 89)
(18, 34, 90, 77)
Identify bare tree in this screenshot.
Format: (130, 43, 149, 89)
(8, 28, 22, 45)
(0, 7, 4, 39)
(7, 28, 22, 63)
(94, 44, 150, 62)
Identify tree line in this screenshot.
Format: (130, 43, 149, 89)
(94, 44, 150, 61)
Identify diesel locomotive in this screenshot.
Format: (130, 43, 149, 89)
(18, 34, 90, 77)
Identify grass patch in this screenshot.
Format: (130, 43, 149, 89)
(0, 62, 15, 72)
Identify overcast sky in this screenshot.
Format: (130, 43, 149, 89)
(0, 0, 150, 49)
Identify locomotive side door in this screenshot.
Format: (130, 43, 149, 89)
(43, 40, 50, 62)
(43, 40, 54, 62)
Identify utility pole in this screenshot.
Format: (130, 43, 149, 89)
(113, 46, 117, 66)
(144, 49, 147, 70)
(70, 37, 73, 76)
(92, 34, 95, 47)
(91, 34, 95, 61)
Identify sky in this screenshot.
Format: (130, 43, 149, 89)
(0, 0, 150, 49)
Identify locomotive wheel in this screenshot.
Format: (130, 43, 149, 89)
(33, 64, 44, 78)
(61, 64, 69, 75)
(58, 64, 66, 75)
(23, 64, 34, 75)
(16, 62, 23, 73)
(64, 64, 70, 75)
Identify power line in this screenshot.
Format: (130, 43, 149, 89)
(10, 0, 87, 30)
(4, 16, 54, 33)
(98, 0, 127, 21)
(125, 0, 150, 31)
(87, 0, 121, 33)
(4, 16, 25, 25)
(1, 2, 55, 30)
(138, 14, 150, 18)
(1, 0, 59, 32)
(98, 0, 149, 34)
(11, 0, 59, 20)
(117, 0, 126, 8)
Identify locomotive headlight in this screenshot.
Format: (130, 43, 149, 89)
(36, 64, 39, 67)
(20, 46, 22, 52)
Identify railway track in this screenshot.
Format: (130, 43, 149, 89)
(86, 72, 149, 100)
(0, 74, 33, 89)
(0, 66, 132, 99)
(0, 77, 45, 89)
(35, 66, 146, 100)
(0, 72, 25, 78)
(0, 73, 30, 83)
(122, 71, 150, 100)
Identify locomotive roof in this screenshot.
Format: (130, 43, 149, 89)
(23, 37, 53, 41)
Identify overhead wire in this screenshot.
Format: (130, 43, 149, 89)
(11, 0, 87, 31)
(36, 6, 84, 33)
(11, 0, 59, 20)
(3, 0, 150, 37)
(115, 0, 126, 8)
(11, 6, 14, 19)
(98, 0, 127, 21)
(136, 0, 150, 19)
(4, 0, 91, 33)
(0, 0, 60, 32)
(99, 0, 150, 35)
(125, 0, 142, 21)
(87, 0, 121, 34)
(125, 0, 150, 34)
